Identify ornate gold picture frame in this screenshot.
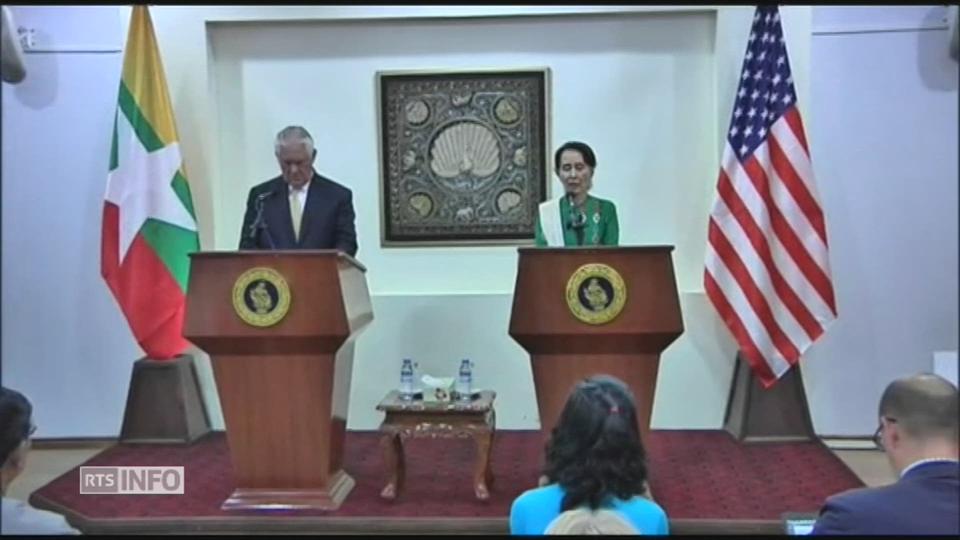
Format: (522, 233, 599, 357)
(377, 68, 550, 246)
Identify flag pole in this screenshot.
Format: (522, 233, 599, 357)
(705, 5, 836, 444)
(104, 5, 209, 444)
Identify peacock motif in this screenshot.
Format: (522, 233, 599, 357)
(429, 122, 501, 179)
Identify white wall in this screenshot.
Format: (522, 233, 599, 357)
(801, 5, 958, 435)
(210, 12, 717, 294)
(7, 6, 953, 438)
(1, 7, 133, 437)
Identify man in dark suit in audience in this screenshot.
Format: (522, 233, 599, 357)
(239, 125, 358, 257)
(811, 373, 959, 535)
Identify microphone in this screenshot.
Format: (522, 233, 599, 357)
(566, 193, 587, 246)
(256, 189, 278, 202)
(567, 194, 586, 229)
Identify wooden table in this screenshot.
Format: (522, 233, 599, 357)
(376, 390, 496, 501)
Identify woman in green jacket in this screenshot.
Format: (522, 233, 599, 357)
(534, 141, 619, 247)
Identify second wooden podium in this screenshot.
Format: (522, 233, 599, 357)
(184, 250, 372, 511)
(509, 246, 683, 442)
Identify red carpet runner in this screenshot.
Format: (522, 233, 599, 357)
(32, 430, 863, 522)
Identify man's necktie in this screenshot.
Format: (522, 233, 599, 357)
(290, 189, 303, 241)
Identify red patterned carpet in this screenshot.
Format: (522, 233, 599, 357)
(31, 430, 863, 534)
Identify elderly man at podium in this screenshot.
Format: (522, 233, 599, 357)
(534, 141, 619, 247)
(238, 126, 358, 256)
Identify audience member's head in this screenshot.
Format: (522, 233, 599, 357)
(0, 386, 34, 494)
(874, 373, 958, 473)
(545, 508, 639, 535)
(543, 375, 649, 511)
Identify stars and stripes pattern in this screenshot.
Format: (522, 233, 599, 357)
(705, 5, 837, 387)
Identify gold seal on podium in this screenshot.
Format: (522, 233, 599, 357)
(565, 263, 627, 325)
(232, 267, 291, 327)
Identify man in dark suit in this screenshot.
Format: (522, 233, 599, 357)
(811, 373, 959, 535)
(239, 125, 357, 256)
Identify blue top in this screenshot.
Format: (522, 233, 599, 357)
(509, 484, 669, 535)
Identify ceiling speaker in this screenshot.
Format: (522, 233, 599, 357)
(1, 6, 26, 83)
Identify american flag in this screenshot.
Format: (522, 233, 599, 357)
(705, 5, 837, 387)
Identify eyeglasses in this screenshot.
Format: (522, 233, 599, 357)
(872, 417, 896, 450)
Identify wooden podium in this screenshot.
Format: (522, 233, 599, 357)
(184, 250, 372, 511)
(509, 246, 683, 442)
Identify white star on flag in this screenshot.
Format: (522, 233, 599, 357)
(105, 112, 197, 263)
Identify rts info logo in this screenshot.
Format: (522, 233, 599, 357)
(80, 466, 184, 495)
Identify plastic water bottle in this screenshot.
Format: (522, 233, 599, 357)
(456, 359, 473, 400)
(400, 358, 415, 400)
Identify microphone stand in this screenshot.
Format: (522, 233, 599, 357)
(247, 196, 277, 250)
(573, 223, 585, 246)
(567, 194, 586, 246)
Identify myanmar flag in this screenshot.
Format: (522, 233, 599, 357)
(101, 6, 199, 360)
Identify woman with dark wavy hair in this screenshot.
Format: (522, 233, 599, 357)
(509, 375, 668, 535)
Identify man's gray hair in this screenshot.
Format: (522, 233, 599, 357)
(274, 125, 314, 153)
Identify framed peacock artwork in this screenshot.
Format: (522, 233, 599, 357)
(376, 68, 550, 246)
